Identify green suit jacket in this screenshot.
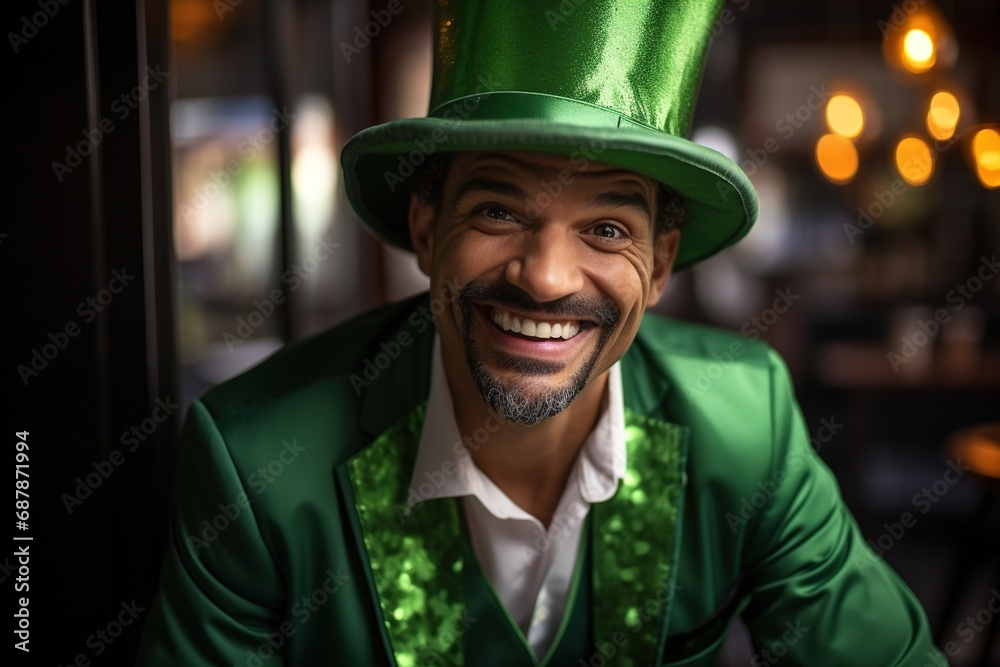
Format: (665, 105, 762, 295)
(137, 294, 944, 666)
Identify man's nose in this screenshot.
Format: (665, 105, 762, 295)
(504, 226, 585, 303)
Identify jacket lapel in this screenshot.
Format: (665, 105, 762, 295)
(340, 403, 468, 667)
(340, 299, 471, 666)
(587, 333, 690, 665)
(591, 409, 689, 666)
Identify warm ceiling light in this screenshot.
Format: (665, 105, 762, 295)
(895, 136, 934, 186)
(902, 29, 936, 73)
(815, 134, 859, 184)
(926, 91, 960, 140)
(972, 128, 1000, 189)
(171, 0, 220, 43)
(881, 5, 956, 76)
(963, 437, 1000, 479)
(826, 94, 865, 139)
(973, 128, 1000, 169)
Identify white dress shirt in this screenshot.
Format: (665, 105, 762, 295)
(406, 337, 626, 660)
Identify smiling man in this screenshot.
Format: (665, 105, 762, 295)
(409, 151, 680, 535)
(139, 1, 944, 666)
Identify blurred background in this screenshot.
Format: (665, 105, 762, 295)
(5, 0, 999, 664)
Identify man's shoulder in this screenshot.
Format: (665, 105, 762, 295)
(635, 311, 775, 370)
(199, 293, 432, 424)
(632, 313, 798, 488)
(634, 311, 792, 422)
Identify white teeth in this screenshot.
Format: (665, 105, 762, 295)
(490, 308, 581, 340)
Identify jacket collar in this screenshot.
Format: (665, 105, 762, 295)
(358, 294, 436, 439)
(620, 321, 674, 420)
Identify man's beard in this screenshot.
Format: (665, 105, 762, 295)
(457, 281, 619, 426)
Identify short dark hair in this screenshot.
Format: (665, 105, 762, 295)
(654, 182, 687, 232)
(413, 152, 453, 209)
(413, 152, 687, 233)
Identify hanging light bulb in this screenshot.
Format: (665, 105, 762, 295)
(972, 127, 1000, 189)
(826, 94, 865, 140)
(926, 91, 960, 141)
(815, 134, 859, 184)
(881, 3, 957, 77)
(894, 136, 934, 186)
(902, 29, 936, 73)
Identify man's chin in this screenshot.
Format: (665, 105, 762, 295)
(470, 362, 588, 427)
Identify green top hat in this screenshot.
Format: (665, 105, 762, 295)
(341, 0, 758, 269)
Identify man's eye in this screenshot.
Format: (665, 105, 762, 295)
(592, 223, 627, 240)
(476, 205, 515, 222)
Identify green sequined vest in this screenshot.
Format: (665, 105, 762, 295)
(344, 404, 688, 666)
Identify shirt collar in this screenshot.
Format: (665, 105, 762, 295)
(406, 335, 627, 512)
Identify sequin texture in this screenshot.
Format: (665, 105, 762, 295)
(592, 410, 687, 667)
(348, 404, 466, 667)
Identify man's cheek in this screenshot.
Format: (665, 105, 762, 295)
(609, 313, 643, 353)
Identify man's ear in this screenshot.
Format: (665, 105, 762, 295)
(408, 193, 436, 277)
(647, 228, 681, 307)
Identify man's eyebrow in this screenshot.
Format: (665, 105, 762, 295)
(454, 178, 530, 206)
(590, 190, 652, 220)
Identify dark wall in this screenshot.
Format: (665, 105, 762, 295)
(4, 0, 175, 664)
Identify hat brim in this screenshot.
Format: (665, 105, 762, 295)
(341, 118, 758, 269)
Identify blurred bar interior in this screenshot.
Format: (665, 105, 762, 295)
(159, 0, 1000, 663)
(165, 1, 999, 662)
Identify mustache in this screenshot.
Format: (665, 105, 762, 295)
(457, 280, 619, 326)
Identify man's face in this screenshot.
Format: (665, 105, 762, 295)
(409, 151, 680, 425)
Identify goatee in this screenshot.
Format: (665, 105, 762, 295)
(457, 281, 619, 426)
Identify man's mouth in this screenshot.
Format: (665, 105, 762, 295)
(488, 306, 583, 340)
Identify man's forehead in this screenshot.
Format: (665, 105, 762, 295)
(443, 150, 658, 226)
(450, 151, 655, 190)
